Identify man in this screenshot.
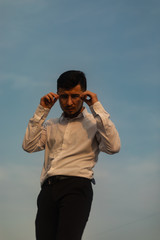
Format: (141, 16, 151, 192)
(22, 70, 120, 240)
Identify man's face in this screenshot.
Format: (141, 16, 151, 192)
(58, 84, 84, 118)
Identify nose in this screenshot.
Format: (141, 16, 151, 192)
(67, 96, 73, 106)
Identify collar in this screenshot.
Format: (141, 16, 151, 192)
(59, 107, 88, 122)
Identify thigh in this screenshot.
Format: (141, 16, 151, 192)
(35, 186, 58, 240)
(56, 178, 93, 240)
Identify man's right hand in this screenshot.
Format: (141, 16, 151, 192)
(40, 92, 59, 109)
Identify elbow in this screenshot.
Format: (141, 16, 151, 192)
(22, 142, 34, 153)
(102, 139, 121, 155)
(22, 143, 30, 153)
(110, 144, 121, 154)
(110, 140, 121, 154)
(22, 140, 44, 153)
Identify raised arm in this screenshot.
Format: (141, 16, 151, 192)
(22, 92, 59, 153)
(81, 91, 121, 154)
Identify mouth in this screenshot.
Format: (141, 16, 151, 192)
(66, 109, 75, 113)
(65, 107, 75, 111)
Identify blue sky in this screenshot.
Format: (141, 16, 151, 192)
(0, 0, 160, 239)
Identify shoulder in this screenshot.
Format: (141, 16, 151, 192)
(45, 118, 60, 126)
(83, 108, 96, 123)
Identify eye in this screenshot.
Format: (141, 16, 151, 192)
(71, 94, 80, 99)
(60, 94, 68, 99)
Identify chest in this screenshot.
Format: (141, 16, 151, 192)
(46, 118, 97, 148)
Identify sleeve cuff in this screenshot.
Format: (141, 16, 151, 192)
(90, 101, 110, 118)
(34, 104, 50, 121)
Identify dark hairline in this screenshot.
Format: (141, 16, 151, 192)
(57, 70, 87, 92)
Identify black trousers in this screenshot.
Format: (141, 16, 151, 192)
(35, 176, 93, 240)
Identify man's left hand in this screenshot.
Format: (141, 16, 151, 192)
(80, 91, 98, 106)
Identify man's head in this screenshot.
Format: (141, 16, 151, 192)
(57, 70, 87, 118)
(57, 70, 87, 91)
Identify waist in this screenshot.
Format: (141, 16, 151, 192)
(42, 175, 95, 188)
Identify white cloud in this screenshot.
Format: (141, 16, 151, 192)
(126, 158, 160, 175)
(0, 73, 52, 90)
(0, 163, 40, 190)
(0, 0, 44, 5)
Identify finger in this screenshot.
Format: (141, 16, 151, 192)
(52, 94, 59, 103)
(80, 92, 92, 101)
(53, 94, 59, 100)
(48, 93, 59, 103)
(50, 92, 59, 99)
(47, 93, 54, 102)
(45, 95, 52, 103)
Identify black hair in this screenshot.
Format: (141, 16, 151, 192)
(57, 70, 87, 91)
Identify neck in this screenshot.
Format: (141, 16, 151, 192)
(64, 106, 84, 118)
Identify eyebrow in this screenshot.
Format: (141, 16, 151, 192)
(59, 94, 80, 97)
